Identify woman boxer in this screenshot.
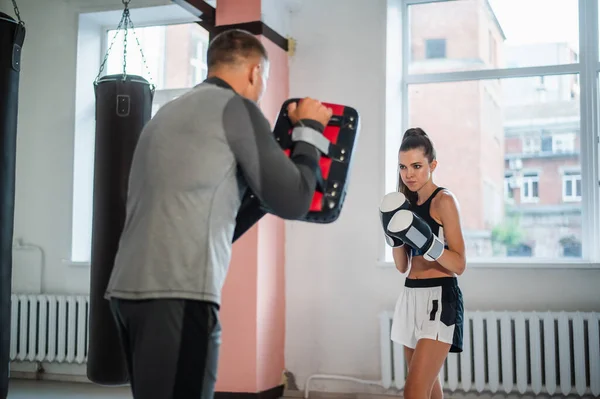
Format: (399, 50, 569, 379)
(379, 128, 466, 399)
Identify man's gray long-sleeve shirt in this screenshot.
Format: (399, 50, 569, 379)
(104, 77, 321, 306)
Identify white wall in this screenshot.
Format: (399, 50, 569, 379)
(7, 0, 87, 294)
(284, 0, 600, 394)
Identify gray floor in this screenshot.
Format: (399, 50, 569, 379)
(7, 379, 598, 398)
(7, 379, 310, 398)
(7, 379, 133, 399)
(6, 379, 351, 398)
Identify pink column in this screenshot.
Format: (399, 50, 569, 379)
(256, 37, 289, 393)
(214, 1, 289, 395)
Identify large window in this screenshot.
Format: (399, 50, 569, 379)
(71, 18, 209, 264)
(384, 0, 600, 264)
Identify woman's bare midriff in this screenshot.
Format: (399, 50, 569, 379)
(407, 256, 455, 279)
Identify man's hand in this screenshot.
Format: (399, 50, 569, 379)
(287, 97, 333, 127)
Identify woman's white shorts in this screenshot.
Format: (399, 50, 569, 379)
(391, 277, 464, 353)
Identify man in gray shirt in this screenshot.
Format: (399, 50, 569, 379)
(105, 29, 333, 399)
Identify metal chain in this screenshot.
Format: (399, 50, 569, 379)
(94, 15, 126, 85)
(11, 0, 24, 26)
(125, 11, 155, 92)
(122, 7, 129, 81)
(94, 0, 155, 92)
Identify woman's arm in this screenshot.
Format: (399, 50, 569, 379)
(434, 191, 467, 275)
(393, 245, 410, 273)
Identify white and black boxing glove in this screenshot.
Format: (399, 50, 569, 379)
(386, 210, 445, 261)
(379, 192, 410, 247)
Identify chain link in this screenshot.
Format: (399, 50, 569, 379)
(11, 0, 24, 26)
(122, 7, 129, 81)
(94, 0, 155, 92)
(126, 14, 155, 92)
(94, 15, 126, 85)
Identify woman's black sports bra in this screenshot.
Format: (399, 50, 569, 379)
(408, 187, 449, 257)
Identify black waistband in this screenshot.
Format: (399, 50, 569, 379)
(404, 277, 458, 288)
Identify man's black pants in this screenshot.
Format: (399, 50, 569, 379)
(109, 298, 222, 399)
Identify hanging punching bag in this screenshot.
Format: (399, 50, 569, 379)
(87, 74, 153, 385)
(0, 11, 24, 399)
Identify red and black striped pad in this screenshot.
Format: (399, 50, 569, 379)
(232, 98, 360, 243)
(272, 98, 360, 224)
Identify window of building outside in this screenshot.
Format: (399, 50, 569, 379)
(520, 172, 539, 203)
(563, 170, 582, 202)
(552, 132, 576, 153)
(71, 21, 209, 263)
(522, 136, 540, 154)
(425, 38, 447, 59)
(385, 0, 599, 264)
(504, 173, 514, 202)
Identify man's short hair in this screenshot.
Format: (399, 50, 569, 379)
(207, 29, 268, 69)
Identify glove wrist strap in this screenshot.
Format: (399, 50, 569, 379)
(423, 236, 444, 261)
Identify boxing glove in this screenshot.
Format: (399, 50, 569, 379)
(386, 210, 445, 261)
(379, 192, 410, 247)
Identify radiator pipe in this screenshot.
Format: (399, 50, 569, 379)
(12, 238, 46, 293)
(303, 374, 383, 398)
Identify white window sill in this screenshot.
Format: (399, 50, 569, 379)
(376, 259, 600, 269)
(63, 260, 90, 268)
(520, 198, 540, 204)
(67, 258, 600, 270)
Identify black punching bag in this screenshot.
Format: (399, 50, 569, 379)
(0, 12, 24, 399)
(87, 74, 153, 385)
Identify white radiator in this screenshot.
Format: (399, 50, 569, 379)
(9, 294, 89, 365)
(379, 310, 600, 397)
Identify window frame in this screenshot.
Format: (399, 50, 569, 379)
(552, 132, 577, 154)
(504, 172, 515, 202)
(381, 0, 600, 268)
(562, 169, 583, 202)
(520, 170, 540, 203)
(523, 136, 541, 154)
